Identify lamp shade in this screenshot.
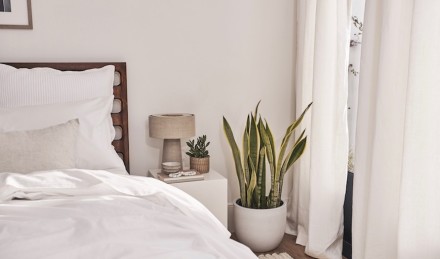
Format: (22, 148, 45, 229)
(149, 113, 195, 139)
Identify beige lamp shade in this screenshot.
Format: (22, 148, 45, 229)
(149, 113, 195, 139)
(149, 113, 195, 166)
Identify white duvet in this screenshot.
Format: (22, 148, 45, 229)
(0, 169, 256, 259)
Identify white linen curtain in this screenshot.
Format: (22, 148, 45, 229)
(353, 0, 440, 258)
(286, 1, 351, 258)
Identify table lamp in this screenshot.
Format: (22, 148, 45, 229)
(149, 113, 195, 166)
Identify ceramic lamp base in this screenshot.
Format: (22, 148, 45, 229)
(162, 139, 182, 165)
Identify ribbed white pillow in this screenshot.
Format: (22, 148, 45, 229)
(0, 120, 79, 173)
(0, 64, 115, 108)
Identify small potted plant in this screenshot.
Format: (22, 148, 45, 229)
(186, 135, 210, 173)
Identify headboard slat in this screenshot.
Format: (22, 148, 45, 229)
(111, 114, 123, 126)
(113, 85, 122, 97)
(112, 140, 123, 152)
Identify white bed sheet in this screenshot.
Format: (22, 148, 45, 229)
(106, 167, 129, 175)
(0, 169, 256, 259)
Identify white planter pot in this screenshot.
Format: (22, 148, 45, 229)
(233, 199, 287, 252)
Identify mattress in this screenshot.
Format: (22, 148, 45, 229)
(0, 169, 256, 259)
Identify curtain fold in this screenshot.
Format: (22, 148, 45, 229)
(287, 1, 351, 258)
(353, 0, 440, 258)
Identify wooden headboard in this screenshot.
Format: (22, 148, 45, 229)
(5, 62, 130, 172)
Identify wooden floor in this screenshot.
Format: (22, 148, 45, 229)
(232, 233, 314, 259)
(232, 233, 347, 259)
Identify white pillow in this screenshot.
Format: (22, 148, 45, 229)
(0, 119, 79, 173)
(0, 64, 115, 108)
(0, 97, 126, 172)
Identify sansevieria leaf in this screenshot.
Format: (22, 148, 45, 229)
(247, 156, 257, 207)
(249, 114, 259, 175)
(243, 115, 250, 185)
(255, 146, 266, 208)
(223, 117, 246, 204)
(281, 137, 307, 175)
(280, 102, 312, 148)
(259, 122, 275, 183)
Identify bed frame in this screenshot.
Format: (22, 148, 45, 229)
(5, 62, 130, 172)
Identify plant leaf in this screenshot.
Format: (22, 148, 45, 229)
(280, 102, 312, 149)
(281, 136, 307, 175)
(223, 117, 246, 204)
(255, 146, 266, 208)
(249, 113, 259, 176)
(254, 100, 261, 118)
(247, 156, 257, 207)
(259, 121, 276, 207)
(243, 115, 250, 185)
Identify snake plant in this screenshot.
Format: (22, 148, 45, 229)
(223, 102, 312, 209)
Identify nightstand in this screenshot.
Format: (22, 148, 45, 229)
(148, 169, 228, 227)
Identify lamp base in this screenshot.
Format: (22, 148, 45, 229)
(162, 139, 183, 166)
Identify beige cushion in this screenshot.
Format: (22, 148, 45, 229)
(0, 119, 79, 173)
(0, 97, 125, 171)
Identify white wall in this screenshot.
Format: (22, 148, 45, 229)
(0, 0, 296, 203)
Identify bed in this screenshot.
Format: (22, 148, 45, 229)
(0, 62, 256, 259)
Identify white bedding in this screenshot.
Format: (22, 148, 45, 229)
(0, 169, 256, 259)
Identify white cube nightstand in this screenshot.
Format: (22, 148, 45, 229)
(148, 169, 228, 227)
